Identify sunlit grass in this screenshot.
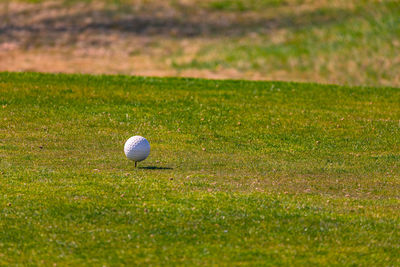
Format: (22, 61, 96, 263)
(1, 72, 399, 265)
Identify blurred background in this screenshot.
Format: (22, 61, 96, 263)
(0, 0, 399, 87)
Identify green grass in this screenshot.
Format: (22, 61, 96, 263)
(2, 0, 399, 86)
(171, 0, 400, 86)
(207, 0, 285, 11)
(1, 72, 399, 266)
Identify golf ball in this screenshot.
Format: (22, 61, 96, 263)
(124, 136, 150, 162)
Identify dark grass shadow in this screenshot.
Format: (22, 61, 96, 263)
(2, 8, 354, 37)
(0, 2, 356, 47)
(138, 166, 173, 170)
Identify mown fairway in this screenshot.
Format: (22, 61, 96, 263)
(0, 72, 399, 265)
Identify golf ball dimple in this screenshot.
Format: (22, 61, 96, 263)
(124, 136, 150, 162)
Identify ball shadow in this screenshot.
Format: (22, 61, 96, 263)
(138, 166, 173, 170)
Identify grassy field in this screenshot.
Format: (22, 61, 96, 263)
(1, 72, 399, 265)
(1, 0, 399, 87)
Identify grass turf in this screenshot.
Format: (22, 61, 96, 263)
(1, 0, 399, 87)
(0, 72, 399, 265)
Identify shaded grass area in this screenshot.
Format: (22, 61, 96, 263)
(1, 72, 399, 265)
(0, 1, 359, 37)
(0, 0, 399, 86)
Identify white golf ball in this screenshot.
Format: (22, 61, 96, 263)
(124, 136, 150, 162)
